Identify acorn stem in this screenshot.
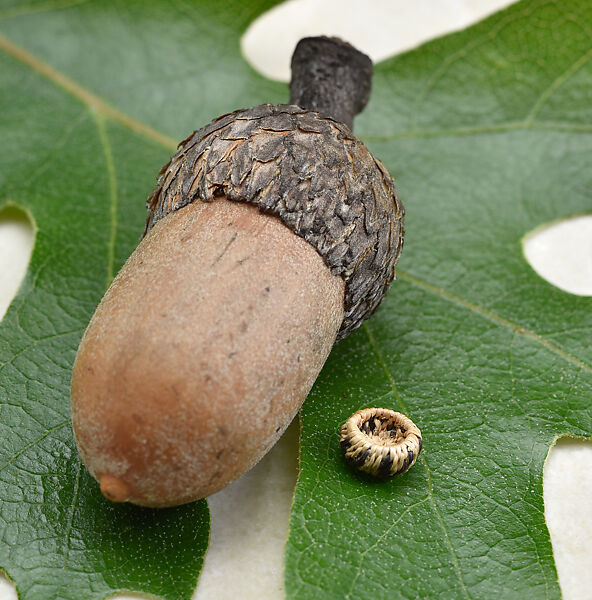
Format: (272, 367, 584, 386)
(289, 36, 373, 130)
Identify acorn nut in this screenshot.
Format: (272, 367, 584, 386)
(70, 37, 405, 508)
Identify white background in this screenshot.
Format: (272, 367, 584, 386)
(1, 1, 591, 598)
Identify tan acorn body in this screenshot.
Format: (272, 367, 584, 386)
(71, 198, 344, 507)
(70, 38, 405, 508)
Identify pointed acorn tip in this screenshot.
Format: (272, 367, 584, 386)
(99, 474, 130, 503)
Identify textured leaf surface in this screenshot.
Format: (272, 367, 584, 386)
(286, 0, 592, 598)
(0, 0, 591, 599)
(0, 0, 287, 598)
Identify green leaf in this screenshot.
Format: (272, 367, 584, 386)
(0, 1, 590, 600)
(0, 0, 288, 597)
(285, 1, 592, 599)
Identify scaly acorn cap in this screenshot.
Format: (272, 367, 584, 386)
(145, 103, 404, 338)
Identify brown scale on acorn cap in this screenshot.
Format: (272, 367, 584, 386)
(71, 36, 405, 508)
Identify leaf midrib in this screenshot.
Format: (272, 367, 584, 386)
(363, 319, 557, 600)
(0, 34, 177, 150)
(54, 458, 82, 600)
(363, 322, 472, 599)
(397, 270, 592, 373)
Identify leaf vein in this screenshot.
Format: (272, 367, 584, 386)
(0, 420, 69, 474)
(397, 269, 591, 373)
(0, 329, 80, 374)
(409, 0, 546, 130)
(93, 113, 118, 286)
(55, 457, 82, 600)
(363, 322, 472, 599)
(524, 45, 592, 125)
(0, 0, 88, 22)
(0, 34, 176, 150)
(361, 121, 592, 143)
(344, 496, 430, 599)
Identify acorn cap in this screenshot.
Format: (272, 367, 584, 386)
(145, 104, 404, 339)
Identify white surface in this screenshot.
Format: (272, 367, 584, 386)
(241, 0, 517, 82)
(193, 422, 299, 600)
(1, 1, 591, 599)
(0, 206, 34, 320)
(523, 216, 592, 296)
(0, 578, 15, 600)
(544, 439, 592, 600)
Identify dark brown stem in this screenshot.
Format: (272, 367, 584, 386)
(289, 36, 373, 130)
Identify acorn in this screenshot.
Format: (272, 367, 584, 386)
(70, 36, 404, 508)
